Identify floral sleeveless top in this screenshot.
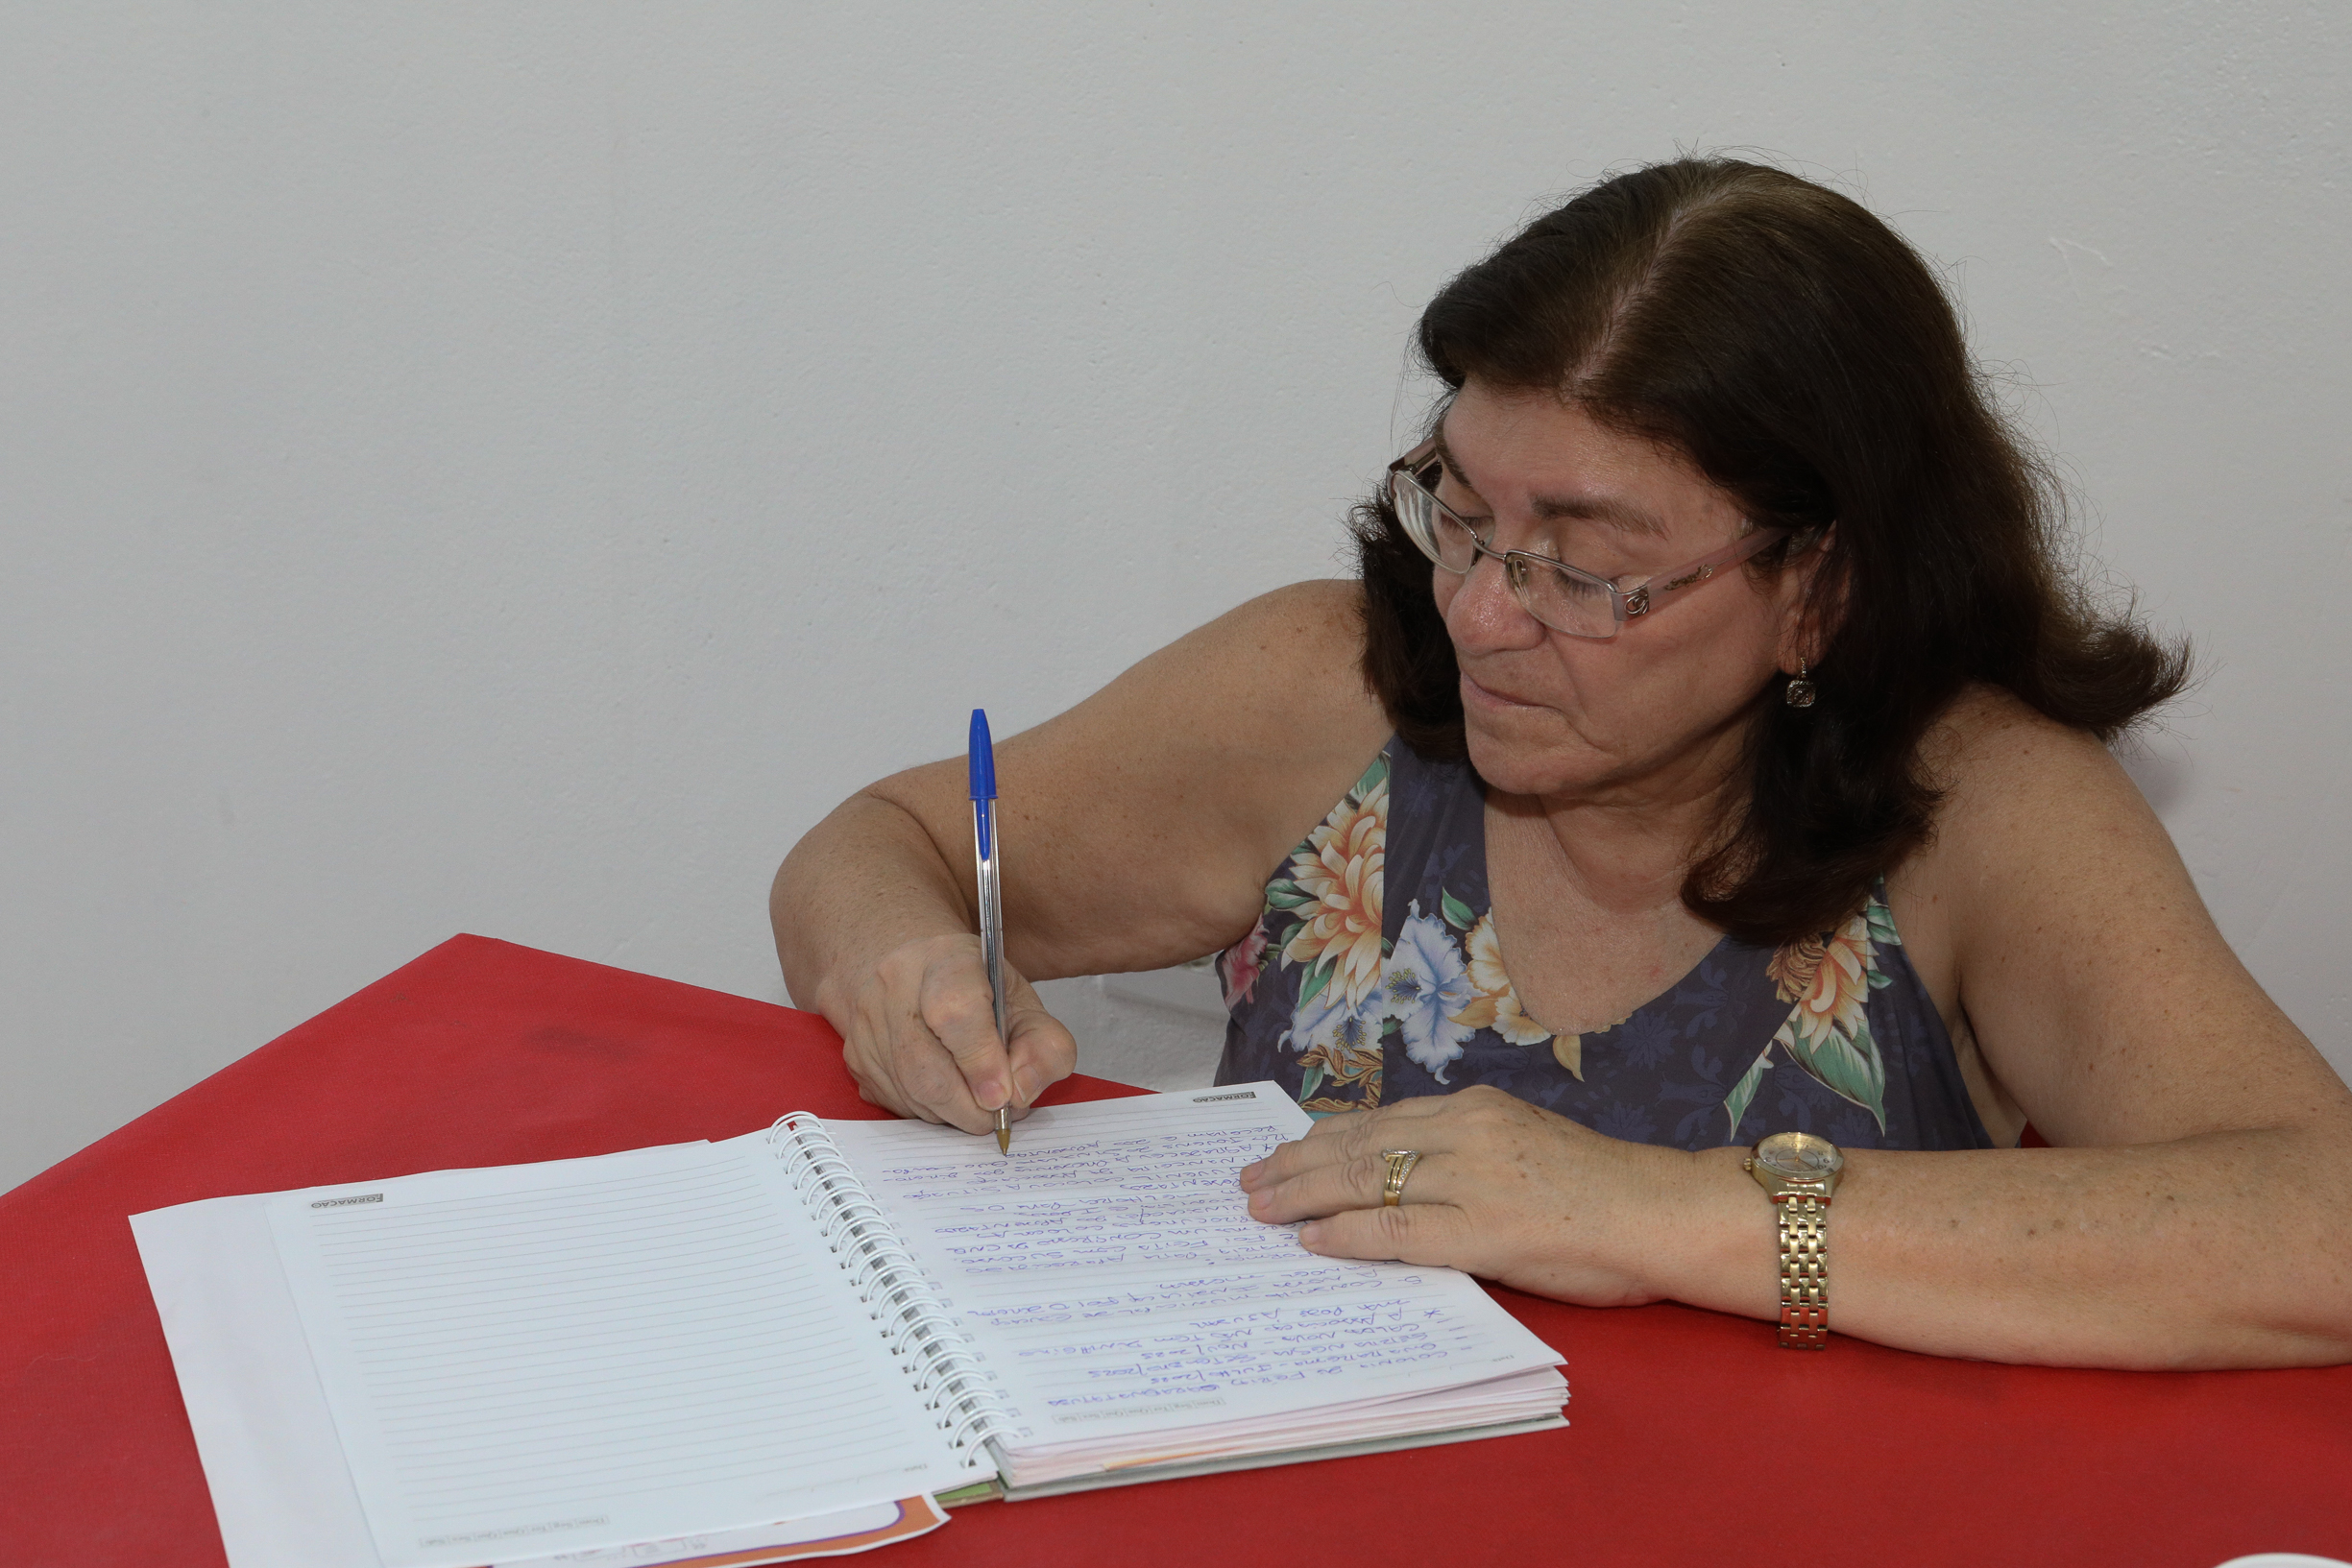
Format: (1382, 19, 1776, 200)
(1213, 736, 1992, 1151)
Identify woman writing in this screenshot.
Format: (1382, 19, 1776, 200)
(773, 158, 2352, 1368)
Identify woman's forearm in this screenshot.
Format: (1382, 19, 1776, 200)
(1655, 1127, 2352, 1368)
(771, 792, 976, 1019)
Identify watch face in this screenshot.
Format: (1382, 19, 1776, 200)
(1755, 1131, 1843, 1179)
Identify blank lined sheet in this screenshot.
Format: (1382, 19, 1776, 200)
(268, 1141, 976, 1568)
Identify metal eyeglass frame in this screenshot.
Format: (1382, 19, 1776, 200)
(1387, 439, 1791, 639)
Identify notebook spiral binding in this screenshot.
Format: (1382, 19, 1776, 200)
(765, 1113, 1015, 1462)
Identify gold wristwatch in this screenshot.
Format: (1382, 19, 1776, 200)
(1744, 1131, 1845, 1348)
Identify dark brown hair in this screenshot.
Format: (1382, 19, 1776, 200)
(1353, 157, 2188, 945)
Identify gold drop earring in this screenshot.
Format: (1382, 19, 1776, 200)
(1784, 658, 1817, 709)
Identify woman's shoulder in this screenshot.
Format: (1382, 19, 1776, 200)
(1896, 684, 2177, 951)
(1167, 578, 1386, 744)
(1199, 578, 1369, 671)
(1919, 684, 2140, 823)
(1052, 577, 1391, 882)
(1886, 686, 2184, 1093)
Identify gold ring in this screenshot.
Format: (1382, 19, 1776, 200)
(1380, 1148, 1423, 1207)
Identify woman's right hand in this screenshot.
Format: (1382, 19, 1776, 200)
(827, 932, 1078, 1132)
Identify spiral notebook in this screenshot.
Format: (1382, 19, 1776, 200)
(133, 1085, 1566, 1568)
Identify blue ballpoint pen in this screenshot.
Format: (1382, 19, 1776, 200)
(968, 710, 1012, 1154)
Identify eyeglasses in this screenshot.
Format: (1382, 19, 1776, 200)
(1387, 440, 1789, 640)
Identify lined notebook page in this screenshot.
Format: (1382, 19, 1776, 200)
(824, 1086, 1562, 1454)
(267, 1141, 980, 1568)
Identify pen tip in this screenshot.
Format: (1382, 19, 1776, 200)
(996, 1126, 1010, 1155)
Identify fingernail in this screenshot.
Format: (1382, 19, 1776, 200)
(1012, 1066, 1038, 1107)
(1297, 1223, 1322, 1250)
(1237, 1160, 1262, 1187)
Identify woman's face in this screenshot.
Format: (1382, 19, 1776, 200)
(1429, 379, 1808, 805)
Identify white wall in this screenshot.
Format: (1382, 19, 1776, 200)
(6, 3, 2347, 1193)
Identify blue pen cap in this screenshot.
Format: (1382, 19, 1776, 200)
(967, 709, 997, 800)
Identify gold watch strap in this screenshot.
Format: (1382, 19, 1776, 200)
(1773, 1193, 1830, 1348)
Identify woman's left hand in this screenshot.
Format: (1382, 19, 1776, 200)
(1237, 1085, 1705, 1307)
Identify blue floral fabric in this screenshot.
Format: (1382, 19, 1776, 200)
(1212, 736, 1993, 1152)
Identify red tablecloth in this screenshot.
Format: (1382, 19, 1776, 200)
(4, 935, 2347, 1567)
